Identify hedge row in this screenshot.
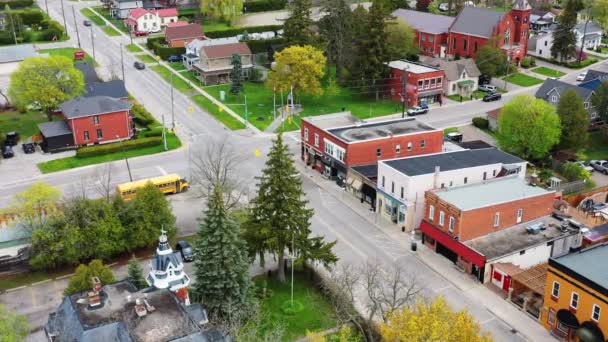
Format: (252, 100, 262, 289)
(204, 24, 282, 39)
(146, 36, 186, 60)
(0, 0, 34, 8)
(243, 0, 287, 13)
(76, 136, 162, 157)
(131, 103, 157, 127)
(11, 8, 45, 25)
(243, 37, 285, 54)
(139, 127, 164, 137)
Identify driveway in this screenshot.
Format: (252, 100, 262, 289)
(0, 145, 74, 189)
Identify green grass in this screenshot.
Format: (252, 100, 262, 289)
(80, 8, 105, 26)
(191, 95, 245, 130)
(255, 272, 337, 341)
(92, 6, 129, 33)
(0, 110, 55, 139)
(203, 82, 400, 132)
(102, 25, 122, 36)
(502, 73, 544, 87)
(443, 127, 459, 136)
(151, 65, 194, 92)
(181, 71, 202, 85)
(583, 131, 608, 161)
(199, 17, 232, 31)
(126, 44, 143, 53)
(38, 134, 181, 173)
(38, 47, 95, 65)
(168, 62, 187, 72)
(137, 54, 159, 64)
(531, 66, 566, 77)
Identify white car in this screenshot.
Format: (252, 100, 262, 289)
(439, 3, 449, 11)
(576, 70, 588, 81)
(478, 84, 497, 92)
(568, 160, 594, 173)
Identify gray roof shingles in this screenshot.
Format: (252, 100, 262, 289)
(583, 69, 608, 83)
(84, 80, 128, 99)
(450, 7, 506, 38)
(60, 96, 132, 119)
(383, 148, 523, 176)
(535, 78, 593, 101)
(38, 121, 72, 138)
(391, 9, 454, 35)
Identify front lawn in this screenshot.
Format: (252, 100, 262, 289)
(39, 47, 95, 65)
(190, 95, 245, 130)
(502, 73, 544, 86)
(531, 67, 566, 77)
(0, 110, 54, 139)
(102, 26, 122, 36)
(150, 65, 194, 92)
(126, 44, 143, 53)
(38, 134, 181, 173)
(137, 54, 158, 64)
(80, 8, 105, 26)
(168, 62, 187, 72)
(255, 272, 337, 341)
(583, 131, 608, 161)
(92, 6, 129, 32)
(203, 82, 400, 132)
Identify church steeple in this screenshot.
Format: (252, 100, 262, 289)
(512, 0, 531, 10)
(146, 229, 191, 304)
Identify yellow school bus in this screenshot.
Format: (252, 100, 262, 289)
(116, 174, 189, 201)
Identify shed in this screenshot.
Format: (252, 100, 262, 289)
(38, 121, 74, 152)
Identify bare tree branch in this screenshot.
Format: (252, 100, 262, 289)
(93, 163, 114, 201)
(0, 89, 10, 109)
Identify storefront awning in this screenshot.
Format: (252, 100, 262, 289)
(418, 89, 444, 97)
(576, 321, 605, 342)
(420, 220, 486, 267)
(352, 179, 363, 191)
(457, 80, 475, 87)
(557, 309, 580, 329)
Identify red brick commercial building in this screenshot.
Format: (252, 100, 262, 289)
(300, 112, 443, 181)
(420, 176, 580, 283)
(387, 60, 445, 106)
(392, 0, 531, 63)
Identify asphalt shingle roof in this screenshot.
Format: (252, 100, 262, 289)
(38, 121, 72, 138)
(60, 96, 132, 119)
(422, 57, 481, 82)
(535, 78, 593, 101)
(382, 148, 523, 176)
(84, 80, 128, 99)
(450, 7, 506, 38)
(583, 69, 608, 83)
(391, 9, 454, 35)
(165, 23, 204, 42)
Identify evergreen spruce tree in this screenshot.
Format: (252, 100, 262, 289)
(244, 134, 337, 282)
(229, 53, 243, 95)
(551, 0, 578, 62)
(360, 0, 390, 99)
(283, 0, 315, 47)
(319, 0, 353, 82)
(127, 255, 147, 290)
(193, 186, 252, 319)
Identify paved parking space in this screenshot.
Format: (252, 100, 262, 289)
(0, 146, 74, 188)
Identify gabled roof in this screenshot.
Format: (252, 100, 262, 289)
(583, 69, 608, 83)
(151, 8, 177, 17)
(127, 7, 148, 19)
(535, 78, 594, 101)
(60, 96, 132, 119)
(74, 61, 100, 84)
(84, 80, 128, 99)
(575, 21, 603, 34)
(166, 20, 189, 28)
(422, 57, 480, 81)
(391, 9, 454, 35)
(579, 79, 602, 91)
(450, 7, 506, 38)
(202, 43, 251, 59)
(165, 23, 204, 41)
(38, 121, 72, 138)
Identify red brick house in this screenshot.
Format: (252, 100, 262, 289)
(392, 0, 531, 63)
(165, 23, 205, 48)
(300, 112, 444, 180)
(387, 60, 445, 106)
(420, 176, 581, 284)
(38, 96, 134, 152)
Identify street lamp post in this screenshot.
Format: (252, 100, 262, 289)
(116, 135, 133, 181)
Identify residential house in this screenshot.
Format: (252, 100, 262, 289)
(535, 78, 598, 122)
(376, 147, 525, 228)
(183, 37, 239, 70)
(387, 60, 445, 106)
(124, 7, 178, 33)
(528, 21, 604, 59)
(74, 61, 100, 84)
(192, 42, 252, 85)
(165, 23, 205, 48)
(541, 243, 608, 341)
(530, 9, 556, 31)
(301, 112, 444, 182)
(487, 108, 502, 131)
(146, 229, 190, 300)
(111, 0, 143, 19)
(83, 80, 129, 100)
(582, 69, 608, 83)
(391, 9, 454, 58)
(165, 20, 188, 29)
(422, 57, 481, 97)
(37, 96, 134, 152)
(392, 0, 531, 62)
(527, 30, 554, 59)
(421, 176, 581, 284)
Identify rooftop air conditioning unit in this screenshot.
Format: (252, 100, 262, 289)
(526, 223, 543, 234)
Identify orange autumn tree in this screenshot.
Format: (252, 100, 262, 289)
(380, 296, 493, 342)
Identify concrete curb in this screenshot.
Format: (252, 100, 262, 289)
(5, 285, 26, 292)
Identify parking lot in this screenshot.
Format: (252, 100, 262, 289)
(0, 143, 74, 187)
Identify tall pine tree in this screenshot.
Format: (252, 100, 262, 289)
(319, 0, 353, 82)
(283, 0, 315, 47)
(551, 0, 578, 62)
(127, 255, 147, 290)
(193, 186, 252, 319)
(244, 134, 337, 282)
(229, 53, 243, 95)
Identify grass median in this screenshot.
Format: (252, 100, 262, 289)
(190, 94, 245, 130)
(138, 54, 159, 64)
(531, 66, 566, 78)
(38, 134, 181, 173)
(102, 26, 122, 36)
(150, 65, 194, 92)
(126, 44, 143, 53)
(502, 73, 544, 87)
(80, 8, 105, 26)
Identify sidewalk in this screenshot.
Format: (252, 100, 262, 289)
(293, 160, 555, 342)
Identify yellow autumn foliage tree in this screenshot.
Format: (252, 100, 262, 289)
(380, 296, 493, 342)
(267, 45, 326, 98)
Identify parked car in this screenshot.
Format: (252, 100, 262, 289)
(133, 61, 146, 70)
(407, 104, 429, 116)
(567, 160, 594, 173)
(134, 31, 149, 37)
(576, 70, 588, 81)
(478, 84, 497, 92)
(2, 145, 14, 159)
(590, 160, 608, 174)
(83, 20, 91, 27)
(439, 2, 449, 11)
(482, 92, 502, 102)
(166, 55, 183, 62)
(175, 240, 194, 262)
(5, 132, 19, 146)
(22, 143, 35, 154)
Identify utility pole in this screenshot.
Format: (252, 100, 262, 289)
(90, 26, 96, 60)
(280, 89, 284, 131)
(71, 6, 81, 48)
(170, 72, 175, 131)
(59, 0, 67, 40)
(578, 6, 592, 63)
(44, 0, 49, 17)
(162, 114, 168, 151)
(120, 43, 125, 82)
(8, 10, 17, 45)
(117, 135, 133, 181)
(401, 68, 408, 118)
(244, 95, 248, 128)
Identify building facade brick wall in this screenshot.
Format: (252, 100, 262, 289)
(69, 110, 132, 145)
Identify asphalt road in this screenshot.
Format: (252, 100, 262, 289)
(4, 0, 608, 339)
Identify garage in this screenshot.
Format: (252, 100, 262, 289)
(38, 121, 74, 153)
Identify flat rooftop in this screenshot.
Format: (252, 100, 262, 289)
(465, 216, 576, 260)
(327, 118, 437, 143)
(551, 243, 608, 290)
(382, 148, 523, 177)
(432, 176, 552, 211)
(387, 60, 440, 74)
(301, 111, 359, 130)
